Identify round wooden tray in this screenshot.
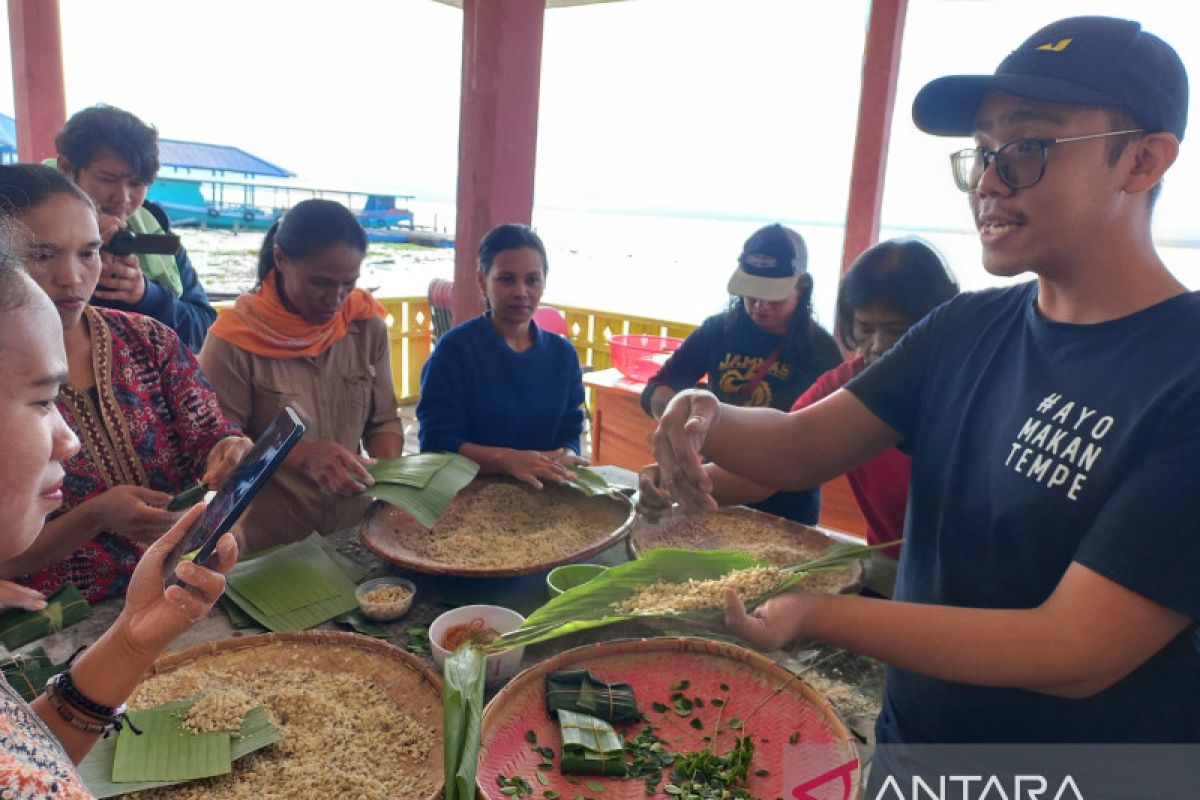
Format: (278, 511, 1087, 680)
(478, 636, 861, 799)
(360, 475, 634, 577)
(142, 631, 443, 800)
(628, 506, 863, 592)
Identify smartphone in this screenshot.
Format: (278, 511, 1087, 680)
(162, 406, 305, 587)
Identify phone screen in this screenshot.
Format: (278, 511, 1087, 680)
(162, 406, 305, 586)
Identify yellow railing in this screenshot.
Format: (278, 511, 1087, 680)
(218, 296, 698, 405)
(552, 303, 697, 373)
(378, 297, 697, 403)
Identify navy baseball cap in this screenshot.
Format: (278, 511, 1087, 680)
(913, 16, 1188, 141)
(727, 224, 808, 301)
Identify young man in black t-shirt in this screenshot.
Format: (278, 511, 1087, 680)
(651, 16, 1200, 747)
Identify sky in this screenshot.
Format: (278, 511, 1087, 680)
(0, 0, 1197, 239)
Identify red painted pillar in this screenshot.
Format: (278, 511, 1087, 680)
(840, 0, 908, 273)
(8, 0, 67, 162)
(452, 0, 546, 324)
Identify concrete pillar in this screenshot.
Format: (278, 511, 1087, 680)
(8, 0, 67, 162)
(840, 0, 908, 272)
(451, 0, 546, 324)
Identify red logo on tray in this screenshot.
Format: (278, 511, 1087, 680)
(788, 756, 859, 800)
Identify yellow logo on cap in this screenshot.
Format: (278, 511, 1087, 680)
(1036, 38, 1073, 53)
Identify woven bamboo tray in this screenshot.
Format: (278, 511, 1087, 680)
(629, 506, 864, 593)
(478, 637, 861, 799)
(360, 475, 634, 577)
(142, 631, 443, 799)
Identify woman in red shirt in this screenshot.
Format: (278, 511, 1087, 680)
(639, 238, 957, 596)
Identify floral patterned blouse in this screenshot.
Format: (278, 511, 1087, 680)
(0, 682, 92, 798)
(20, 307, 241, 602)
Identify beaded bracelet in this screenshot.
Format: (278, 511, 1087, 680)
(51, 669, 125, 721)
(44, 671, 142, 737)
(42, 684, 110, 735)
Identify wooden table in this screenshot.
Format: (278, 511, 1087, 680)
(584, 368, 657, 472)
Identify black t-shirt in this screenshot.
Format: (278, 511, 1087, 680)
(645, 308, 842, 524)
(848, 281, 1200, 743)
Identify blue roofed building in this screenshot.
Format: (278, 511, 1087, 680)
(0, 113, 19, 163)
(157, 139, 293, 179)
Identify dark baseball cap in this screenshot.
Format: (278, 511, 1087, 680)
(727, 224, 808, 301)
(913, 16, 1188, 141)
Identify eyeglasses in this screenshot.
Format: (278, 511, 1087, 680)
(949, 129, 1143, 193)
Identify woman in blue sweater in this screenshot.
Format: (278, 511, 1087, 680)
(417, 224, 585, 488)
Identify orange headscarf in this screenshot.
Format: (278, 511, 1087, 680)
(208, 271, 387, 359)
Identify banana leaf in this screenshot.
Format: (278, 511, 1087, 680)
(334, 610, 390, 638)
(561, 466, 624, 499)
(443, 646, 486, 800)
(218, 596, 256, 630)
(546, 669, 640, 724)
(557, 709, 627, 776)
(488, 544, 889, 652)
(1, 648, 63, 701)
(112, 699, 231, 782)
(167, 483, 208, 512)
(226, 536, 354, 617)
(0, 583, 91, 649)
(367, 452, 462, 489)
(79, 704, 281, 798)
(363, 452, 480, 528)
(223, 535, 359, 632)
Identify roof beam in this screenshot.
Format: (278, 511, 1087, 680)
(7, 0, 66, 162)
(841, 0, 909, 273)
(452, 0, 546, 324)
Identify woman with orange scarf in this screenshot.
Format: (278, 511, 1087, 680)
(200, 199, 403, 551)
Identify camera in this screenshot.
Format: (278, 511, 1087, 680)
(104, 229, 181, 257)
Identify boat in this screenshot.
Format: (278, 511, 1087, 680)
(147, 137, 451, 246)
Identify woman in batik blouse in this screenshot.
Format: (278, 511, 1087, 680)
(0, 164, 251, 601)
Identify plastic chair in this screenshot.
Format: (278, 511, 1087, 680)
(427, 278, 454, 342)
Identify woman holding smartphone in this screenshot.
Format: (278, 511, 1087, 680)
(0, 164, 250, 602)
(0, 225, 236, 792)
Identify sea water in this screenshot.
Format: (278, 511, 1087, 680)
(373, 202, 1200, 330)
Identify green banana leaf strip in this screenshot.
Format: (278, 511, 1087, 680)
(79, 704, 281, 797)
(218, 596, 256, 630)
(367, 452, 459, 489)
(167, 483, 208, 512)
(239, 532, 370, 582)
(546, 669, 640, 724)
(223, 536, 360, 632)
(1, 648, 63, 702)
(226, 536, 353, 617)
(488, 544, 887, 652)
(557, 709, 627, 776)
(561, 466, 623, 499)
(0, 583, 92, 650)
(443, 645, 486, 800)
(363, 453, 480, 528)
(334, 610, 390, 638)
(112, 699, 232, 782)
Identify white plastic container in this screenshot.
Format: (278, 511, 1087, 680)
(429, 604, 526, 685)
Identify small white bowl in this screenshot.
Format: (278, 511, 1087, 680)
(429, 604, 526, 685)
(355, 577, 416, 622)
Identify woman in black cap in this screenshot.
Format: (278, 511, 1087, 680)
(640, 223, 840, 524)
